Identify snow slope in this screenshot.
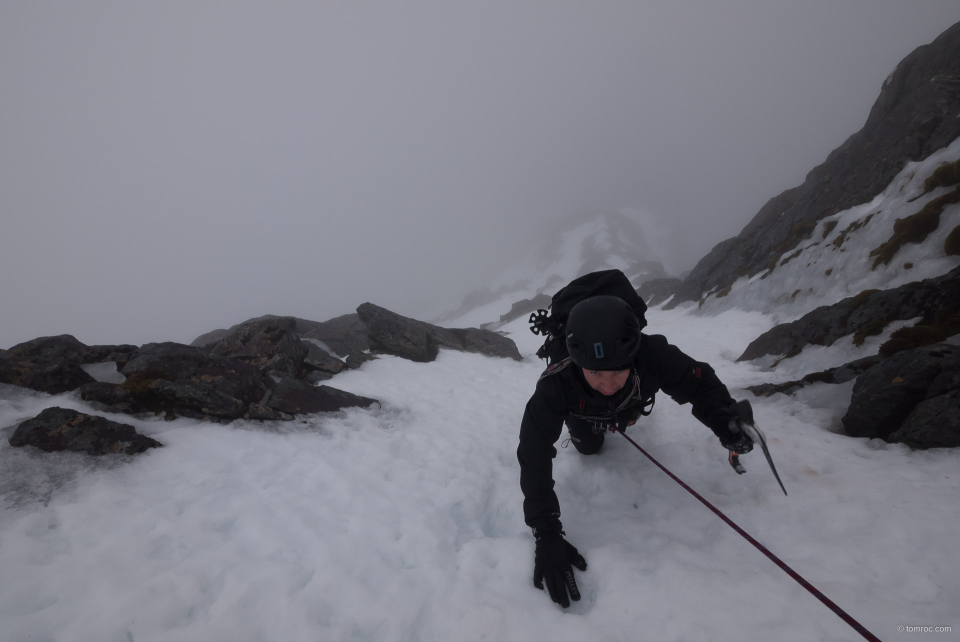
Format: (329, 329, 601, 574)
(439, 210, 672, 329)
(2, 305, 958, 642)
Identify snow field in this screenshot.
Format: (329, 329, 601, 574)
(0, 305, 958, 641)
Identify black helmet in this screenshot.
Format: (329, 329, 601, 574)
(565, 295, 642, 370)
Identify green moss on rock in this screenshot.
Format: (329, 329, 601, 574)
(832, 213, 875, 248)
(879, 306, 960, 357)
(945, 224, 960, 256)
(870, 187, 960, 269)
(924, 158, 960, 193)
(853, 319, 889, 347)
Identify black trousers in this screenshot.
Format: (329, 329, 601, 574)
(565, 417, 606, 455)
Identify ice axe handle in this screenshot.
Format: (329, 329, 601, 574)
(729, 451, 746, 474)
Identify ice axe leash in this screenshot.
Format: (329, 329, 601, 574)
(615, 429, 881, 642)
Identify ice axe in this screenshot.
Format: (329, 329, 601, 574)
(727, 400, 788, 496)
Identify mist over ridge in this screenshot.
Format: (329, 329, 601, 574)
(3, 3, 960, 349)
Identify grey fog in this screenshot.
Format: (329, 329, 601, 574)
(2, 1, 959, 348)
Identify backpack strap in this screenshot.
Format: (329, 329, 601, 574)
(538, 357, 572, 382)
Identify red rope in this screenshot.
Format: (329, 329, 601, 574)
(617, 431, 882, 642)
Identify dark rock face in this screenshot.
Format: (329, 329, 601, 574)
(210, 317, 309, 378)
(0, 353, 95, 394)
(444, 328, 522, 361)
(301, 313, 371, 358)
(344, 351, 377, 369)
(79, 382, 140, 413)
(305, 370, 334, 383)
(0, 334, 141, 394)
(638, 278, 684, 307)
(747, 355, 882, 397)
(190, 315, 333, 349)
(121, 342, 271, 420)
(6, 334, 137, 366)
(265, 378, 378, 415)
(841, 343, 960, 447)
(357, 303, 522, 362)
(302, 341, 346, 375)
(738, 267, 960, 362)
(890, 390, 960, 448)
(357, 304, 436, 362)
(148, 379, 246, 419)
(667, 22, 960, 308)
(9, 407, 162, 455)
(191, 328, 231, 349)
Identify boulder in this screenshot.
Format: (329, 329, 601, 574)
(841, 343, 960, 444)
(0, 335, 140, 394)
(0, 353, 95, 394)
(210, 317, 309, 378)
(191, 328, 231, 349)
(120, 342, 271, 420)
(6, 334, 137, 365)
(265, 378, 378, 415)
(302, 341, 346, 375)
(147, 379, 246, 419)
(358, 303, 435, 361)
(444, 328, 523, 361)
(8, 407, 162, 455)
(889, 390, 960, 448)
(747, 355, 882, 397)
(305, 369, 334, 383)
(79, 382, 140, 414)
(191, 315, 334, 349)
(247, 402, 280, 421)
(356, 303, 522, 363)
(345, 352, 377, 369)
(302, 313, 371, 357)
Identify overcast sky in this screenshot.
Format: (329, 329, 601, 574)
(2, 1, 960, 348)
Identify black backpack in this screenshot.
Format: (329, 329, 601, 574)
(529, 269, 648, 364)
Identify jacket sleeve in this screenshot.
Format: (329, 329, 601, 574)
(644, 335, 737, 438)
(517, 377, 567, 534)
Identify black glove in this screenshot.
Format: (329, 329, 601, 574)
(533, 531, 587, 608)
(720, 418, 754, 454)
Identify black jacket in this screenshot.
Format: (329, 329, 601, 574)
(517, 333, 737, 534)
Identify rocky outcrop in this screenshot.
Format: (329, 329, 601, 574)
(301, 313, 371, 359)
(302, 341, 346, 376)
(738, 266, 960, 362)
(8, 407, 162, 455)
(357, 303, 522, 363)
(79, 382, 141, 414)
(0, 353, 95, 394)
(747, 355, 882, 397)
(0, 335, 140, 394)
(638, 278, 684, 307)
(264, 378, 378, 415)
(841, 342, 960, 448)
(210, 317, 309, 378)
(191, 315, 333, 349)
(6, 335, 137, 366)
(667, 22, 960, 308)
(344, 351, 377, 369)
(120, 342, 272, 420)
